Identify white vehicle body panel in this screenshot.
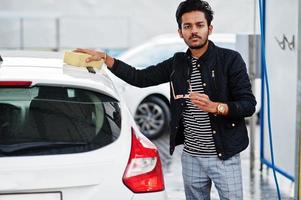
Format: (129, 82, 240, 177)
(0, 55, 166, 200)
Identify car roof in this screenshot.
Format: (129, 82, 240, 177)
(0, 55, 119, 99)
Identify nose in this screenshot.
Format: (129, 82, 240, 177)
(191, 25, 198, 33)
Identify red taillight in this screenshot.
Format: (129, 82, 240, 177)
(123, 128, 165, 193)
(0, 81, 32, 87)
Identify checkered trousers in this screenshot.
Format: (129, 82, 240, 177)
(181, 151, 243, 200)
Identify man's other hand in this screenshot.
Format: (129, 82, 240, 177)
(74, 48, 115, 68)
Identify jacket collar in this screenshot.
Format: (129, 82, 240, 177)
(185, 40, 216, 66)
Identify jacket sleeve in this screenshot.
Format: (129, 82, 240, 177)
(226, 52, 257, 119)
(108, 57, 173, 88)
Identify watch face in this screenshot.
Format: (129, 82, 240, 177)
(218, 104, 225, 113)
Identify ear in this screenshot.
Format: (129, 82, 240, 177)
(208, 25, 213, 35)
(178, 29, 183, 38)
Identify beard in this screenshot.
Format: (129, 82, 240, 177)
(189, 40, 208, 49)
(188, 39, 208, 49)
(184, 33, 209, 49)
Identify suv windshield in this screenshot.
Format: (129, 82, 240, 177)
(0, 86, 121, 156)
(124, 43, 186, 68)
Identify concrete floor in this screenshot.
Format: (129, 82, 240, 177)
(152, 125, 295, 200)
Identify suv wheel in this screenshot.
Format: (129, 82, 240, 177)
(134, 96, 170, 139)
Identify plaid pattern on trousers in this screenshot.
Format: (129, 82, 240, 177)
(181, 151, 243, 200)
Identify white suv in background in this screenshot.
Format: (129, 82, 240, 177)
(0, 54, 166, 200)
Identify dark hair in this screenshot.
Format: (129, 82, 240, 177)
(176, 0, 214, 29)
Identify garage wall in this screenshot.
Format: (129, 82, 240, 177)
(0, 0, 259, 50)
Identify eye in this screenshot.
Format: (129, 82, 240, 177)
(183, 25, 191, 29)
(197, 24, 205, 28)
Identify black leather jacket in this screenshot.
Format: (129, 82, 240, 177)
(110, 41, 256, 160)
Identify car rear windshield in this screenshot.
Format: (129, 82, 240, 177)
(0, 86, 121, 156)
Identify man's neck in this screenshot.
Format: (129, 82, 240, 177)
(189, 41, 209, 58)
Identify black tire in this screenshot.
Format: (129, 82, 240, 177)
(134, 96, 170, 139)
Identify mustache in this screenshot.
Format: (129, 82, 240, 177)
(189, 34, 202, 39)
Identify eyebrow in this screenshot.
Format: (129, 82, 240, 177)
(197, 21, 205, 24)
(183, 21, 205, 25)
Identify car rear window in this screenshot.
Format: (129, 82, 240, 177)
(0, 86, 121, 156)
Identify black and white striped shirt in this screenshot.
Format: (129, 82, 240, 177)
(182, 57, 216, 156)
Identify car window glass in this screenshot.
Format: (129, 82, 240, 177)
(125, 43, 186, 68)
(0, 86, 121, 156)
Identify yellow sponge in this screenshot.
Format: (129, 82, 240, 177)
(63, 51, 104, 68)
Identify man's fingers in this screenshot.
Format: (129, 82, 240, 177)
(192, 97, 208, 104)
(86, 57, 92, 62)
(74, 48, 88, 53)
(73, 48, 82, 52)
(190, 92, 208, 99)
(74, 48, 95, 55)
(86, 55, 100, 63)
(73, 48, 102, 63)
(191, 99, 206, 106)
(195, 93, 209, 99)
(190, 95, 207, 102)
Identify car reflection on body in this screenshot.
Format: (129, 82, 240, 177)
(0, 53, 167, 200)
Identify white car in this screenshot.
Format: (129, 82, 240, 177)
(0, 54, 167, 200)
(108, 33, 248, 139)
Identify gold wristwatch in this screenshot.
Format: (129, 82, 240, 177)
(217, 103, 226, 115)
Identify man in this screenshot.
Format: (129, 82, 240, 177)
(75, 0, 256, 199)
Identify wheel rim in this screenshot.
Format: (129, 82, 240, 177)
(134, 102, 165, 137)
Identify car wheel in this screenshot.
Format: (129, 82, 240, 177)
(134, 96, 170, 139)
